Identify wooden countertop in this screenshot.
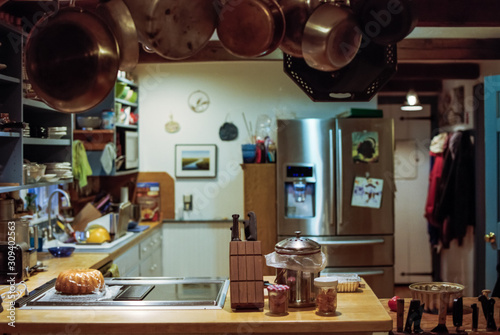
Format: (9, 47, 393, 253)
(1, 259, 393, 335)
(9, 222, 161, 293)
(380, 297, 500, 334)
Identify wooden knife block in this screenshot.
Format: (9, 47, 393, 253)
(229, 240, 264, 310)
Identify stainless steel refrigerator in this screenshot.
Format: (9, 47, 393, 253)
(277, 118, 395, 298)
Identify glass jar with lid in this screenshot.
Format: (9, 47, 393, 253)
(314, 277, 338, 316)
(271, 231, 324, 308)
(267, 284, 289, 315)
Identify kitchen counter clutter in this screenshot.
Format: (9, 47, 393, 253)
(380, 297, 500, 334)
(0, 218, 393, 335)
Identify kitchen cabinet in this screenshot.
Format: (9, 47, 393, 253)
(241, 164, 277, 275)
(0, 22, 73, 193)
(73, 76, 139, 176)
(114, 228, 163, 277)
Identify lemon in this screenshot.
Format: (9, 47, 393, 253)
(86, 226, 111, 244)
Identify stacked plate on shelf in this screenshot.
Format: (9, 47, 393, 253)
(47, 126, 67, 139)
(45, 162, 73, 179)
(23, 123, 30, 137)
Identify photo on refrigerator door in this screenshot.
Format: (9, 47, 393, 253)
(351, 177, 384, 209)
(352, 131, 379, 163)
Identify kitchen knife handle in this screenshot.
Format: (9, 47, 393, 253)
(471, 303, 478, 330)
(452, 297, 463, 327)
(231, 214, 240, 241)
(396, 298, 404, 332)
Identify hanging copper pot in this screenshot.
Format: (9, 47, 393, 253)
(302, 2, 362, 72)
(122, 0, 217, 61)
(25, 7, 119, 113)
(96, 0, 139, 71)
(276, 0, 322, 58)
(217, 0, 286, 58)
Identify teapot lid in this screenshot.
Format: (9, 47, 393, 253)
(275, 231, 321, 255)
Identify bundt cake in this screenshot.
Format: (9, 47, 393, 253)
(55, 268, 105, 295)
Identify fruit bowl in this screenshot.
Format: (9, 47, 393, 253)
(48, 246, 75, 258)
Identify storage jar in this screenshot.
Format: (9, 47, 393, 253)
(314, 277, 338, 316)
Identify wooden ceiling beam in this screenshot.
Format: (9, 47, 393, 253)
(397, 38, 500, 61)
(378, 79, 443, 93)
(394, 63, 480, 80)
(415, 0, 500, 27)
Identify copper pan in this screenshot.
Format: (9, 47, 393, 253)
(122, 0, 217, 61)
(276, 0, 322, 58)
(217, 0, 285, 58)
(302, 2, 362, 72)
(25, 7, 119, 113)
(96, 0, 139, 71)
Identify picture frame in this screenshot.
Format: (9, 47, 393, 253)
(175, 144, 217, 178)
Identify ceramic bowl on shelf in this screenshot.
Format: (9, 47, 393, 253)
(48, 246, 75, 258)
(40, 174, 59, 182)
(76, 116, 102, 130)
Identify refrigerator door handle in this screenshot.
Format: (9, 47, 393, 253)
(336, 128, 343, 227)
(329, 129, 335, 225)
(324, 269, 385, 277)
(352, 270, 385, 277)
(317, 239, 385, 246)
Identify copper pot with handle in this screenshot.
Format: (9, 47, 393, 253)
(96, 0, 139, 71)
(25, 6, 119, 113)
(302, 2, 362, 72)
(276, 0, 322, 58)
(122, 0, 217, 60)
(217, 0, 286, 58)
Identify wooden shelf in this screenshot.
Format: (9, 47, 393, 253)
(0, 73, 20, 84)
(23, 137, 71, 146)
(0, 179, 73, 193)
(117, 76, 138, 88)
(0, 131, 20, 138)
(23, 99, 56, 111)
(116, 98, 138, 107)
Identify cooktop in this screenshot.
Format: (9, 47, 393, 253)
(17, 277, 229, 310)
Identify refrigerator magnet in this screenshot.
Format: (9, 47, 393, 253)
(351, 177, 383, 209)
(352, 131, 380, 163)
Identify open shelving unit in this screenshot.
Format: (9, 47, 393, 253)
(0, 22, 73, 193)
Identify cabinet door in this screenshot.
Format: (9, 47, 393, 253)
(140, 249, 162, 277)
(114, 244, 140, 276)
(140, 230, 162, 260)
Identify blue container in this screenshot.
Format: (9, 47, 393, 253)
(242, 144, 256, 163)
(101, 111, 115, 129)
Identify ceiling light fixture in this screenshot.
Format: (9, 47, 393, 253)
(401, 89, 423, 111)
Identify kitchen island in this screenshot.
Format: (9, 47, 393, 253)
(0, 221, 393, 335)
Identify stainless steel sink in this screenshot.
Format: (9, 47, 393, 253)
(18, 277, 230, 310)
(43, 231, 136, 252)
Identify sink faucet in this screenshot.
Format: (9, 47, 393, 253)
(47, 189, 71, 241)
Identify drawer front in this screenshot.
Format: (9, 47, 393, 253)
(114, 244, 139, 276)
(140, 230, 162, 259)
(322, 266, 394, 298)
(140, 249, 162, 277)
(310, 235, 394, 267)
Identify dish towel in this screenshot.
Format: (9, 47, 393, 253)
(100, 142, 116, 175)
(72, 140, 93, 188)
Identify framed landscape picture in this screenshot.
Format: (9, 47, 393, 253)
(175, 144, 217, 178)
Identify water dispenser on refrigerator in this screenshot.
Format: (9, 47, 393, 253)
(284, 165, 315, 219)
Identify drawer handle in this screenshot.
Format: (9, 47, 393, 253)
(149, 241, 155, 246)
(142, 247, 148, 252)
(150, 264, 157, 271)
(316, 239, 385, 246)
(324, 270, 385, 277)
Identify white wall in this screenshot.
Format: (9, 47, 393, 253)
(135, 61, 376, 220)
